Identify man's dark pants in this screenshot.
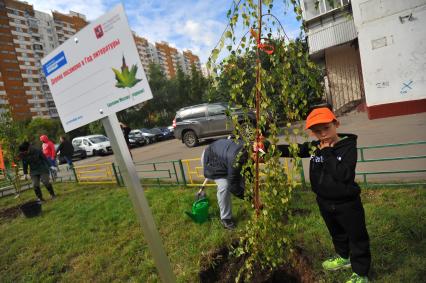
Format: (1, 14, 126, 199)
(31, 173, 55, 199)
(317, 196, 371, 276)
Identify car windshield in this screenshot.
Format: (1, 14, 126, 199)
(141, 128, 153, 134)
(89, 136, 108, 144)
(150, 128, 162, 134)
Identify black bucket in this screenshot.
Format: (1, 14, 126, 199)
(20, 200, 42, 218)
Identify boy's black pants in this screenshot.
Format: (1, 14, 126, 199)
(317, 196, 371, 276)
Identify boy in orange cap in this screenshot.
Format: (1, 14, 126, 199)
(256, 105, 371, 283)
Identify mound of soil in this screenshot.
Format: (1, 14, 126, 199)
(199, 242, 316, 283)
(0, 205, 21, 221)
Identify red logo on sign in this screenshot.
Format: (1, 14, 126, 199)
(94, 25, 103, 39)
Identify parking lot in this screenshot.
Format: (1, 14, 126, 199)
(69, 111, 426, 182)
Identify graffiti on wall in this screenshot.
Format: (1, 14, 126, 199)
(400, 80, 413, 95)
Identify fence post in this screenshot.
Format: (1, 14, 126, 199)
(111, 163, 122, 186)
(72, 167, 79, 183)
(178, 159, 187, 186)
(298, 159, 307, 189)
(172, 161, 179, 185)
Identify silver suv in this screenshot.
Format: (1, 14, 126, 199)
(173, 103, 256, 147)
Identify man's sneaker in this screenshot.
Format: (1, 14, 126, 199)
(221, 219, 236, 230)
(322, 255, 351, 271)
(345, 273, 369, 283)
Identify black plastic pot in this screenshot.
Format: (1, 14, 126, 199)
(20, 200, 42, 218)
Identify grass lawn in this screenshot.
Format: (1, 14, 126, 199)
(0, 183, 425, 282)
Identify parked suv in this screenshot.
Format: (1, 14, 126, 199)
(72, 135, 112, 156)
(173, 102, 256, 147)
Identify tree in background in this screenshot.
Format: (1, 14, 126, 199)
(123, 63, 210, 128)
(24, 118, 65, 146)
(0, 109, 25, 166)
(208, 36, 323, 122)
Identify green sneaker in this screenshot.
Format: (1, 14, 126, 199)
(322, 255, 351, 271)
(345, 273, 369, 283)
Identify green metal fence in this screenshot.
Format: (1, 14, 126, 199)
(132, 160, 187, 187)
(356, 141, 426, 186)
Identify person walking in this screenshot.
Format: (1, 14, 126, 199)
(56, 136, 74, 169)
(19, 141, 56, 201)
(40, 135, 58, 180)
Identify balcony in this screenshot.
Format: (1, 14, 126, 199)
(302, 0, 356, 54)
(303, 0, 350, 23)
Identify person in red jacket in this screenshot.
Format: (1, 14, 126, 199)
(40, 135, 57, 169)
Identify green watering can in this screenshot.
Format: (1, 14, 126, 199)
(185, 179, 210, 223)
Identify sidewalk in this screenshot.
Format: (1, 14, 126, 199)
(299, 111, 426, 183)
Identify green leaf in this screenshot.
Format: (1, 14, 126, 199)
(225, 30, 233, 39)
(211, 49, 220, 61)
(112, 60, 142, 89)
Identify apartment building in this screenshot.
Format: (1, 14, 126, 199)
(52, 10, 86, 46)
(0, 0, 203, 120)
(0, 0, 46, 120)
(301, 0, 364, 115)
(0, 70, 6, 113)
(351, 0, 426, 118)
(0, 0, 87, 120)
(133, 33, 160, 77)
(302, 0, 426, 118)
(182, 50, 201, 75)
(155, 41, 181, 79)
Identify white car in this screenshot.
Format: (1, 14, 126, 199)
(72, 135, 112, 156)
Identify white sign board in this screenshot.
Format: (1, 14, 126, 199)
(41, 4, 152, 132)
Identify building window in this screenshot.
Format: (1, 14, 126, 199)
(304, 0, 350, 20)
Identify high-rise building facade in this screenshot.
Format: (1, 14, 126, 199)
(0, 0, 202, 120)
(182, 50, 201, 74)
(0, 0, 87, 120)
(0, 70, 7, 113)
(155, 41, 180, 79)
(133, 33, 160, 77)
(0, 0, 46, 120)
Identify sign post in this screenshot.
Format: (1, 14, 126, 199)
(41, 4, 176, 282)
(102, 113, 175, 282)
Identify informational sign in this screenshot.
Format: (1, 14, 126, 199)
(41, 4, 152, 132)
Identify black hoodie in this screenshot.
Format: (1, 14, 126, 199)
(278, 134, 360, 202)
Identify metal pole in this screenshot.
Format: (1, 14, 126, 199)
(254, 0, 263, 216)
(101, 114, 176, 283)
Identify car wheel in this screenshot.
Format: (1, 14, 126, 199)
(183, 130, 198, 147)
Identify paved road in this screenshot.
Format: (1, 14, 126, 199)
(71, 111, 426, 183)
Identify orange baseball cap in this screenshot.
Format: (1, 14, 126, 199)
(305, 107, 337, 129)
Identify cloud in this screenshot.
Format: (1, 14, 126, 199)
(24, 0, 109, 20)
(23, 0, 301, 63)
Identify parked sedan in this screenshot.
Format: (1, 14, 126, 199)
(158, 127, 174, 139)
(128, 132, 148, 147)
(57, 145, 87, 164)
(149, 128, 165, 141)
